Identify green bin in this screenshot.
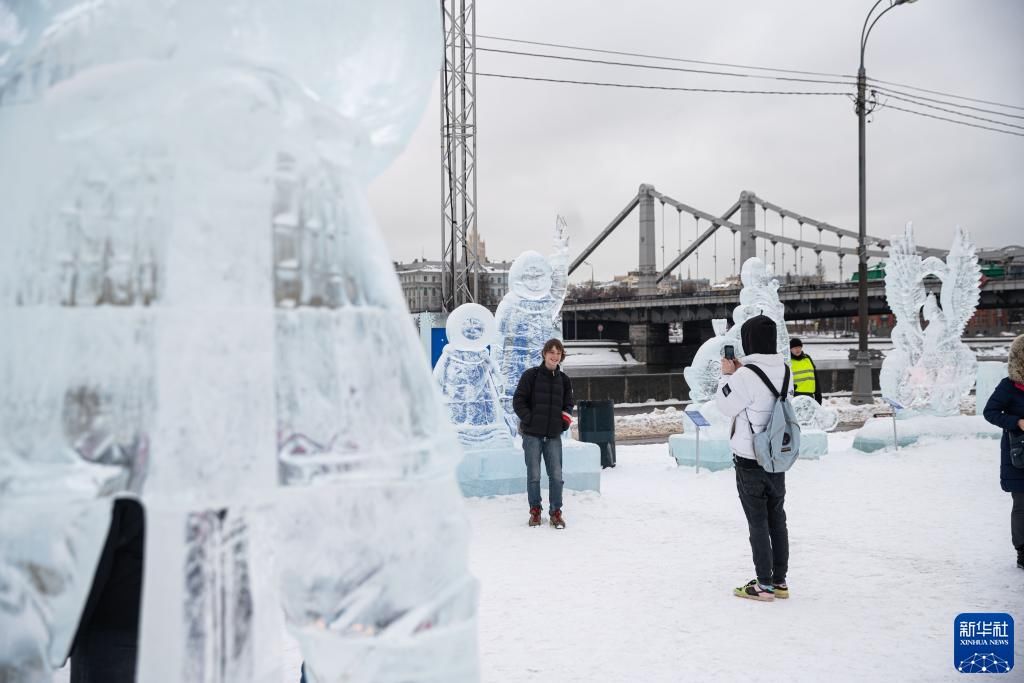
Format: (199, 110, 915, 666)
(577, 399, 616, 468)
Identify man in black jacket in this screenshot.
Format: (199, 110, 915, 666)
(513, 338, 574, 529)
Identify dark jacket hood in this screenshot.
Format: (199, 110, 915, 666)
(741, 315, 777, 356)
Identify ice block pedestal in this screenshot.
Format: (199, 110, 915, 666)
(852, 415, 1001, 453)
(457, 439, 601, 497)
(668, 430, 828, 471)
(975, 362, 1008, 415)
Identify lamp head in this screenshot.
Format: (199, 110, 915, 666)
(894, 0, 918, 5)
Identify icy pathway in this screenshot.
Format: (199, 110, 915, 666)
(466, 433, 1023, 682)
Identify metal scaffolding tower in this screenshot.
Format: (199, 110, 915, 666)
(440, 0, 478, 311)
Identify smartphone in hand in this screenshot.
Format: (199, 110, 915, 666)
(723, 345, 735, 360)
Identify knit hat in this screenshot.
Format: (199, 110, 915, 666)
(1009, 334, 1024, 384)
(741, 315, 777, 355)
(789, 337, 803, 349)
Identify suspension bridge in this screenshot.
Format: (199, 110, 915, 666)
(562, 183, 1024, 364)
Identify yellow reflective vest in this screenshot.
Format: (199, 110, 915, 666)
(790, 354, 817, 394)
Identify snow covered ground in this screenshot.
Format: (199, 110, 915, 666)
(468, 432, 1023, 682)
(56, 430, 1021, 682)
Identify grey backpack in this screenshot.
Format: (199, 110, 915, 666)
(744, 364, 801, 473)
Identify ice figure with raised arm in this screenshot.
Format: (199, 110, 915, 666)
(683, 258, 791, 409)
(670, 258, 796, 468)
(495, 217, 570, 433)
(0, 2, 478, 682)
(434, 303, 514, 449)
(880, 223, 981, 417)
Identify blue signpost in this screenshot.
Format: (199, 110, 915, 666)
(883, 397, 903, 450)
(684, 410, 711, 472)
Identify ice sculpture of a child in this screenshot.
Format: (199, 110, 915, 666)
(494, 220, 569, 433)
(434, 303, 513, 449)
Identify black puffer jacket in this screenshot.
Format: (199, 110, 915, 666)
(513, 363, 574, 438)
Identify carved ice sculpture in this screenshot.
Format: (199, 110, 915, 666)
(791, 395, 839, 432)
(494, 217, 569, 432)
(683, 258, 791, 405)
(434, 303, 513, 449)
(879, 224, 981, 417)
(0, 2, 478, 682)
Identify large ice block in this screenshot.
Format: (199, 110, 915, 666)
(668, 429, 827, 471)
(852, 415, 1000, 453)
(975, 362, 1008, 415)
(457, 439, 601, 497)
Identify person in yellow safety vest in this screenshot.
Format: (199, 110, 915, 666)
(789, 338, 822, 404)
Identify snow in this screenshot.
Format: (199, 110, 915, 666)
(54, 430, 1022, 681)
(467, 433, 1024, 682)
(562, 348, 639, 368)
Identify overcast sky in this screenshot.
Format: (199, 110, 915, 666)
(368, 0, 1024, 284)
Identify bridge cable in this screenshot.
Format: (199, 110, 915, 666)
(661, 199, 666, 272)
(677, 209, 683, 285)
(694, 214, 700, 281)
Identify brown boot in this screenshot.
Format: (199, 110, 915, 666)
(550, 510, 566, 529)
(528, 507, 542, 526)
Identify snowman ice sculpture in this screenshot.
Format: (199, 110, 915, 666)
(434, 304, 514, 449)
(0, 1, 478, 682)
(494, 220, 570, 433)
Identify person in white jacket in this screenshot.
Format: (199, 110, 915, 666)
(715, 315, 791, 602)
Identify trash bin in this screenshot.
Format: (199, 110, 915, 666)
(577, 399, 616, 468)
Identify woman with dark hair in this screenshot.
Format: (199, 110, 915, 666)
(982, 334, 1024, 570)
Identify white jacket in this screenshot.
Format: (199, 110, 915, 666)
(714, 353, 790, 460)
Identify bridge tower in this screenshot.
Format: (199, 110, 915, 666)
(738, 191, 758, 265)
(637, 184, 658, 296)
(440, 0, 478, 311)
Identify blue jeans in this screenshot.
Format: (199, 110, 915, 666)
(523, 434, 563, 512)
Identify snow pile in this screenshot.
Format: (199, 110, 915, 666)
(562, 348, 640, 368)
(822, 394, 978, 424)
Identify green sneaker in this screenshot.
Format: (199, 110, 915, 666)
(734, 579, 774, 602)
(772, 582, 789, 599)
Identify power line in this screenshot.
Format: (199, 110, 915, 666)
(476, 72, 852, 96)
(867, 76, 1024, 113)
(878, 102, 1024, 138)
(478, 71, 1024, 138)
(477, 46, 854, 88)
(477, 34, 853, 80)
(873, 90, 1024, 132)
(479, 33, 1024, 115)
(872, 85, 1024, 121)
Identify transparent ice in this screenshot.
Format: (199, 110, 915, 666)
(683, 258, 791, 414)
(433, 303, 513, 449)
(0, 2, 477, 681)
(494, 218, 569, 433)
(791, 395, 839, 432)
(879, 224, 981, 417)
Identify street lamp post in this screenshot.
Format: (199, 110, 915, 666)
(851, 0, 917, 405)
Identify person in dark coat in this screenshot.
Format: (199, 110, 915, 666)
(69, 498, 145, 682)
(982, 333, 1024, 570)
(513, 338, 574, 529)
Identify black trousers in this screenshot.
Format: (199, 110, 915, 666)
(734, 457, 789, 585)
(1012, 491, 1024, 552)
(70, 499, 145, 683)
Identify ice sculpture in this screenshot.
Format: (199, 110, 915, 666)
(434, 303, 513, 449)
(791, 395, 839, 432)
(494, 217, 570, 432)
(671, 258, 798, 469)
(682, 258, 791, 403)
(0, 2, 478, 682)
(879, 224, 981, 417)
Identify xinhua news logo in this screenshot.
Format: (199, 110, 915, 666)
(954, 613, 1014, 674)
